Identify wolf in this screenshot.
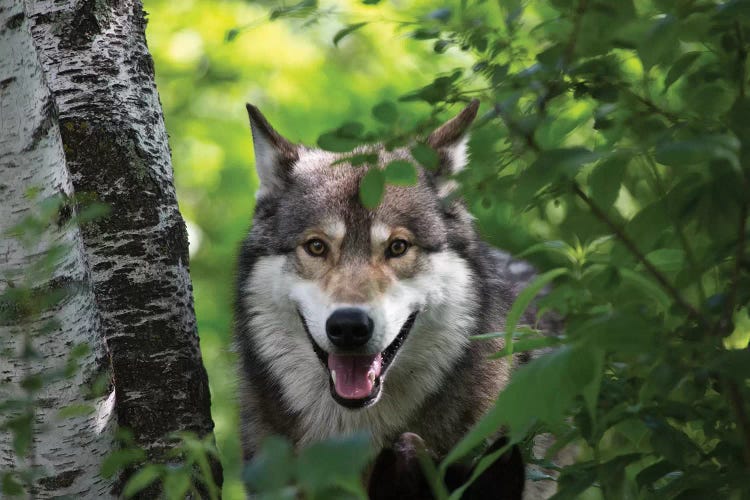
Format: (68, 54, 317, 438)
(235, 100, 555, 498)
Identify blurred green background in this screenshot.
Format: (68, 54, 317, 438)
(142, 2, 470, 496)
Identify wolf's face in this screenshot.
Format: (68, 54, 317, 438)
(240, 102, 480, 416)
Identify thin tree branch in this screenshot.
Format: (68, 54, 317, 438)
(735, 21, 747, 98)
(617, 85, 681, 124)
(572, 184, 708, 327)
(644, 156, 707, 306)
(727, 380, 750, 472)
(724, 199, 748, 332)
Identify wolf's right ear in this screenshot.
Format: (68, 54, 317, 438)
(246, 103, 299, 196)
(427, 99, 480, 177)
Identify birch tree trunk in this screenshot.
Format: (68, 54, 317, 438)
(1, 0, 218, 496)
(0, 1, 116, 496)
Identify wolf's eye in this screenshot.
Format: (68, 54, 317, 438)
(304, 238, 328, 257)
(386, 239, 410, 258)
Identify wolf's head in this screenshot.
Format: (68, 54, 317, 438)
(239, 101, 481, 414)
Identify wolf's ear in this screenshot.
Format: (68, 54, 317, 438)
(427, 99, 479, 177)
(246, 103, 299, 195)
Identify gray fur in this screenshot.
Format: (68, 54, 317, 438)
(234, 103, 556, 498)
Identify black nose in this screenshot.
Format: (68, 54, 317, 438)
(326, 308, 374, 348)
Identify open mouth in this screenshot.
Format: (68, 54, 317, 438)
(299, 311, 418, 409)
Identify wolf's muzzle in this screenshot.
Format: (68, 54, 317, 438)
(326, 307, 374, 349)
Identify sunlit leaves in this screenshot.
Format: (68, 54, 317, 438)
(724, 307, 750, 349)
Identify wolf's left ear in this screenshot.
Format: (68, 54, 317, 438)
(427, 99, 480, 177)
(246, 103, 299, 196)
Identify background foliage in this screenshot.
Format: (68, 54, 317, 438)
(142, 0, 750, 498)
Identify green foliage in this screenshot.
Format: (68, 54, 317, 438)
(245, 433, 372, 499)
(103, 431, 222, 499)
(144, 0, 750, 497)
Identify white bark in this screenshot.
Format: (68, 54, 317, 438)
(25, 0, 216, 480)
(0, 0, 116, 497)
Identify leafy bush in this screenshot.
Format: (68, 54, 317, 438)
(241, 0, 750, 498)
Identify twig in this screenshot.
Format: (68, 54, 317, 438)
(722, 198, 748, 334)
(492, 104, 541, 153)
(563, 0, 588, 65)
(617, 85, 681, 124)
(644, 156, 707, 305)
(572, 184, 708, 327)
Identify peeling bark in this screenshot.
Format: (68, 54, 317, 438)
(0, 1, 115, 496)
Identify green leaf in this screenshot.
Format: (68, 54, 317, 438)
(359, 169, 385, 208)
(164, 471, 192, 500)
(724, 307, 750, 350)
(644, 248, 685, 273)
(269, 0, 318, 20)
(296, 433, 372, 493)
(1, 473, 23, 496)
(384, 160, 417, 186)
(654, 135, 740, 170)
(371, 101, 398, 124)
(225, 28, 240, 42)
(442, 343, 598, 469)
(332, 153, 378, 167)
(618, 268, 671, 312)
(503, 268, 568, 356)
(57, 404, 94, 419)
(638, 15, 679, 70)
(663, 52, 700, 91)
(588, 154, 629, 207)
(410, 28, 441, 40)
(333, 22, 368, 47)
(123, 465, 162, 498)
(399, 72, 462, 104)
(101, 448, 147, 479)
(411, 143, 440, 169)
(243, 436, 294, 492)
(317, 132, 361, 153)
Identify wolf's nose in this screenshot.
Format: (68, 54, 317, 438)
(326, 308, 374, 348)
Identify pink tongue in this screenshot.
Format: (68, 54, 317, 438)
(327, 353, 382, 399)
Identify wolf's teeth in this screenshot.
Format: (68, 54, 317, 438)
(368, 371, 375, 384)
(331, 370, 337, 386)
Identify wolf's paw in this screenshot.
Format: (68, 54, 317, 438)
(368, 432, 524, 500)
